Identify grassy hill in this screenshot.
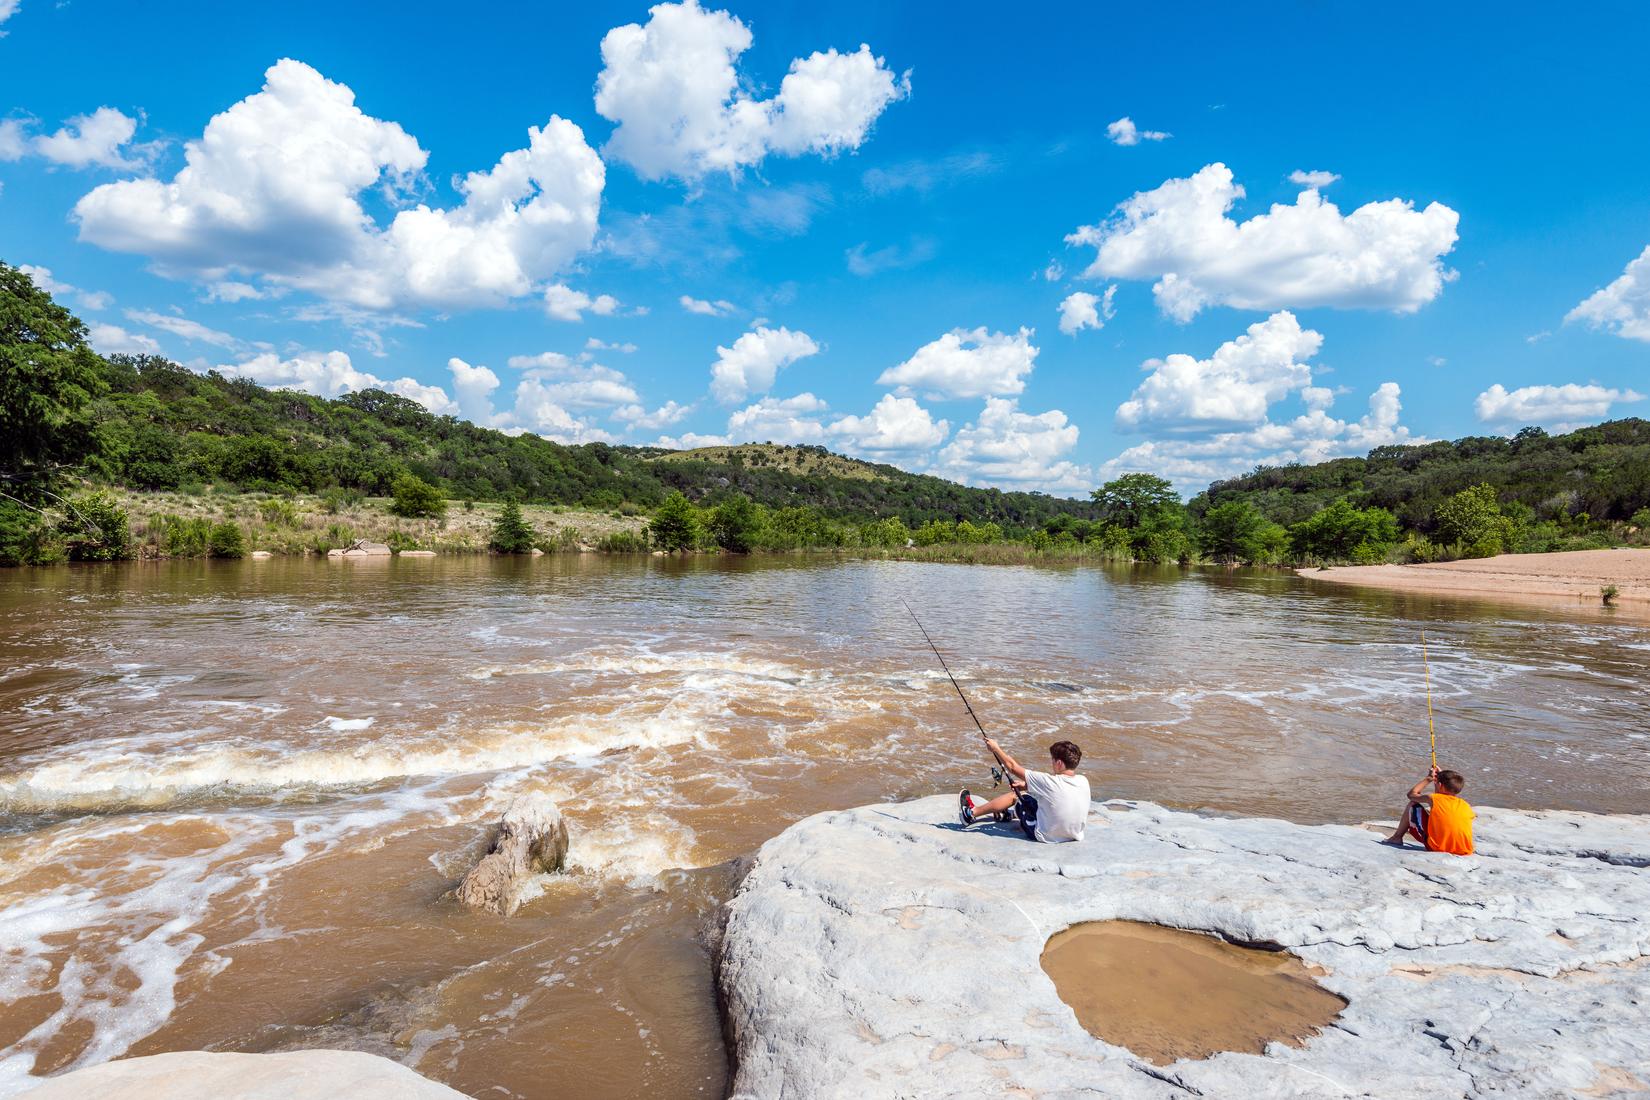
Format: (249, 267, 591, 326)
(651, 443, 890, 482)
(79, 354, 1103, 531)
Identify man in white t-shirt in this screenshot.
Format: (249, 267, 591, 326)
(957, 738, 1090, 843)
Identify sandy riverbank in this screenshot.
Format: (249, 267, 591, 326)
(1298, 548, 1650, 615)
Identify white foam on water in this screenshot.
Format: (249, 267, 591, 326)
(0, 783, 464, 1096)
(467, 647, 811, 686)
(0, 715, 706, 815)
(324, 716, 375, 732)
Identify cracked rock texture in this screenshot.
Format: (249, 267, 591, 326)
(717, 797, 1650, 1098)
(16, 1049, 469, 1099)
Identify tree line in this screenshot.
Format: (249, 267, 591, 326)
(4, 260, 1648, 566)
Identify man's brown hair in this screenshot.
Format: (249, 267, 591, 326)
(1050, 741, 1082, 769)
(1437, 770, 1465, 795)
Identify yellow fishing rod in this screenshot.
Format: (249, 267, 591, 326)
(1420, 629, 1437, 770)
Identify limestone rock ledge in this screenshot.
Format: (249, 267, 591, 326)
(717, 796, 1650, 1099)
(16, 1049, 469, 1099)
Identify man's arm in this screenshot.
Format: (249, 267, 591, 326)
(1406, 766, 1439, 806)
(984, 738, 1027, 782)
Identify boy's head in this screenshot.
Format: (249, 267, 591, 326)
(1049, 740, 1082, 773)
(1435, 769, 1465, 795)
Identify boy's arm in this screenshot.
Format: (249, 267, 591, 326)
(984, 738, 1027, 781)
(1405, 767, 1439, 806)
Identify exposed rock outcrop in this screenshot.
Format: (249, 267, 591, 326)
(454, 794, 568, 916)
(16, 1049, 469, 1099)
(717, 796, 1650, 1098)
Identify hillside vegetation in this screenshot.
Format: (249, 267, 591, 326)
(4, 260, 1647, 569)
(1195, 422, 1650, 530)
(651, 443, 890, 482)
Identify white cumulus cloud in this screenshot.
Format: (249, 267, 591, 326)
(726, 392, 830, 443)
(1116, 311, 1323, 432)
(1057, 287, 1115, 336)
(1474, 382, 1644, 431)
(828, 394, 948, 455)
(680, 294, 737, 316)
(544, 284, 621, 322)
(934, 397, 1092, 495)
(594, 0, 908, 182)
(214, 349, 455, 414)
(125, 309, 242, 350)
(1066, 163, 1459, 321)
(709, 324, 819, 403)
(0, 118, 27, 160)
(614, 400, 693, 429)
(1567, 244, 1650, 342)
(73, 59, 604, 311)
(34, 107, 151, 170)
(1288, 169, 1340, 189)
(877, 327, 1038, 400)
(1106, 117, 1169, 146)
(87, 322, 162, 357)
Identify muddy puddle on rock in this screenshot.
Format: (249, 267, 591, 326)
(1041, 920, 1346, 1065)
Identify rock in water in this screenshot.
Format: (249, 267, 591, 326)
(717, 796, 1650, 1098)
(15, 1049, 469, 1098)
(454, 794, 569, 916)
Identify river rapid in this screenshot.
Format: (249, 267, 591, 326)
(1, 555, 1646, 1097)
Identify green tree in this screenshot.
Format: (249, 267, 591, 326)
(1289, 499, 1399, 563)
(708, 494, 762, 552)
(648, 491, 701, 552)
(390, 474, 446, 519)
(207, 520, 245, 558)
(489, 498, 537, 553)
(1092, 473, 1180, 529)
(57, 491, 134, 561)
(1197, 499, 1280, 564)
(1433, 483, 1510, 557)
(1, 263, 106, 500)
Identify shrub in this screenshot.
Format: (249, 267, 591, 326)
(0, 500, 61, 566)
(207, 521, 245, 558)
(58, 492, 134, 561)
(490, 498, 537, 554)
(648, 491, 700, 552)
(1602, 584, 1619, 605)
(321, 487, 364, 514)
(389, 474, 446, 519)
(598, 530, 650, 552)
(154, 514, 212, 557)
(259, 498, 299, 526)
(1433, 483, 1510, 558)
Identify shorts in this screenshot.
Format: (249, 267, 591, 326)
(1013, 795, 1041, 841)
(1407, 803, 1429, 844)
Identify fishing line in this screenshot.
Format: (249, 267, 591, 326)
(1420, 628, 1438, 770)
(899, 597, 1014, 792)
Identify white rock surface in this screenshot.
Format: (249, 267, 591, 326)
(16, 1049, 469, 1099)
(718, 796, 1650, 1099)
(454, 793, 569, 916)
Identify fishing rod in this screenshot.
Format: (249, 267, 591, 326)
(899, 597, 1014, 790)
(1420, 628, 1438, 771)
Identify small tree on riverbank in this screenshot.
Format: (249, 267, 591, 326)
(490, 498, 536, 554)
(390, 475, 445, 519)
(649, 492, 701, 552)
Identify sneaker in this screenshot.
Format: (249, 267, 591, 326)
(958, 789, 976, 826)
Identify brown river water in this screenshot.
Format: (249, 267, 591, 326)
(1, 555, 1647, 1097)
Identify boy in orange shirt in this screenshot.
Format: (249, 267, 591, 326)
(1382, 765, 1475, 855)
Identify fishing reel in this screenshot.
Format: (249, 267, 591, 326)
(990, 764, 1007, 788)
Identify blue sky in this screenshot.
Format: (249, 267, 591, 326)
(3, 1, 1648, 497)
